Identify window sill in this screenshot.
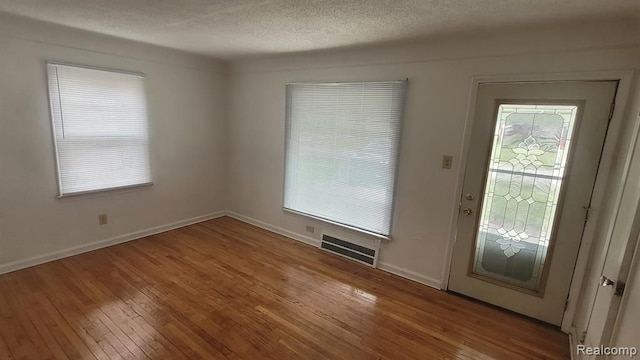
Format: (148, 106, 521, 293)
(57, 182, 153, 199)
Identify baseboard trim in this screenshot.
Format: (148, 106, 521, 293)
(0, 211, 226, 275)
(227, 211, 442, 289)
(226, 211, 321, 247)
(5, 209, 445, 291)
(377, 262, 442, 289)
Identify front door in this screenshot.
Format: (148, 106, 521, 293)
(448, 81, 617, 325)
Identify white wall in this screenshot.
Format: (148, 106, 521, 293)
(228, 20, 640, 288)
(0, 15, 228, 272)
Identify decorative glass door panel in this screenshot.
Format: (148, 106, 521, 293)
(472, 104, 579, 292)
(449, 81, 617, 325)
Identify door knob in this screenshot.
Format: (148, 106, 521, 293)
(600, 275, 615, 287)
(462, 207, 473, 216)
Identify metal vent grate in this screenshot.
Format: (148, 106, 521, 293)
(320, 234, 377, 266)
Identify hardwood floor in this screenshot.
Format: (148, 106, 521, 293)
(0, 216, 570, 359)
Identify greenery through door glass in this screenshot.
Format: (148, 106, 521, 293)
(472, 104, 578, 291)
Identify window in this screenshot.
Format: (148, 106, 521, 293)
(47, 63, 151, 196)
(284, 80, 407, 236)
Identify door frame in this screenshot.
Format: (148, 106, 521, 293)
(582, 115, 640, 355)
(608, 231, 640, 353)
(442, 70, 636, 332)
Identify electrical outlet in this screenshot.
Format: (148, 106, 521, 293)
(442, 155, 453, 169)
(98, 214, 108, 225)
(305, 225, 315, 233)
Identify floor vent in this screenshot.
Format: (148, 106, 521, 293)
(321, 234, 378, 267)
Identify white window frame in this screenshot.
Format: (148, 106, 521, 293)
(283, 80, 407, 237)
(46, 62, 152, 197)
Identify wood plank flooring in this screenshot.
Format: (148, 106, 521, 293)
(0, 216, 570, 359)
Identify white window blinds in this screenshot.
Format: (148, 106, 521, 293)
(47, 63, 151, 196)
(284, 80, 407, 236)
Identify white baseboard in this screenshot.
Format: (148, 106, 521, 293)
(227, 211, 442, 289)
(226, 211, 321, 247)
(3, 209, 444, 294)
(0, 211, 226, 275)
(377, 262, 442, 289)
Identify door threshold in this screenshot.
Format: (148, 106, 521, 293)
(447, 290, 563, 331)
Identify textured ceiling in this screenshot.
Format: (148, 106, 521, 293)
(0, 0, 639, 59)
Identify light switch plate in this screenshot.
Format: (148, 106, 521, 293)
(442, 155, 453, 169)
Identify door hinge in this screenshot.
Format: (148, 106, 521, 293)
(564, 298, 569, 311)
(579, 331, 587, 343)
(615, 282, 626, 297)
(584, 206, 592, 222)
(608, 102, 615, 122)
